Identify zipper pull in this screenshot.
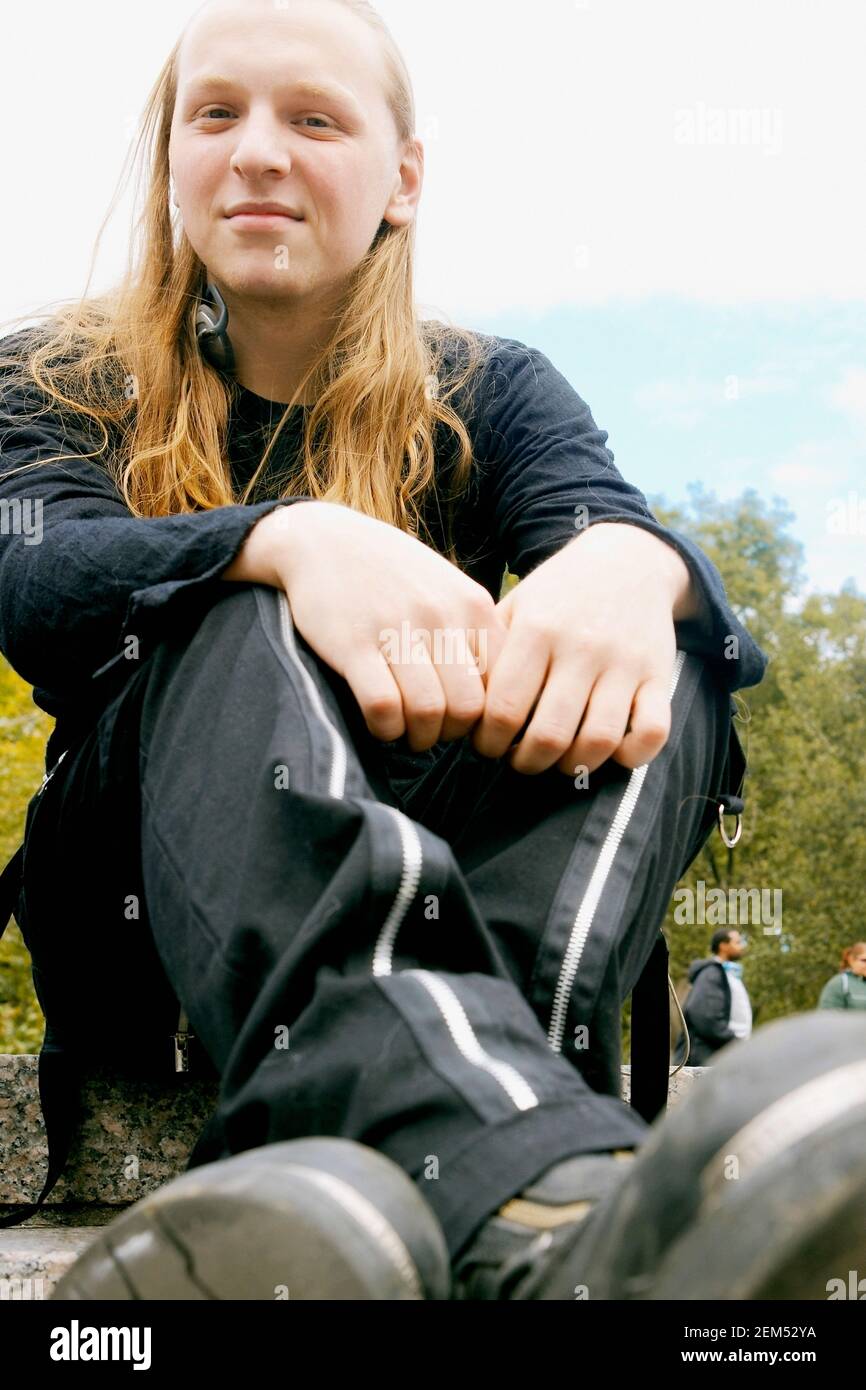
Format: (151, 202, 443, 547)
(718, 793, 744, 849)
(173, 1006, 194, 1073)
(38, 748, 69, 795)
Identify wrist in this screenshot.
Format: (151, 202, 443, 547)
(220, 503, 317, 588)
(580, 522, 699, 621)
(661, 545, 698, 622)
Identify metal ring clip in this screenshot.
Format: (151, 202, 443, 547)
(718, 801, 743, 849)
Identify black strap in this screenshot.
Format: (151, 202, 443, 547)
(0, 1043, 82, 1228)
(1, 840, 83, 1228)
(0, 841, 25, 945)
(630, 930, 671, 1123)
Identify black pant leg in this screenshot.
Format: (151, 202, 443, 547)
(410, 652, 738, 1101)
(26, 582, 645, 1258)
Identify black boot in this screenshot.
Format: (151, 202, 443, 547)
(451, 1149, 637, 1299)
(51, 1137, 451, 1301)
(452, 1012, 866, 1300)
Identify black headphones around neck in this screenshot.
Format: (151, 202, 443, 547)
(195, 280, 236, 376)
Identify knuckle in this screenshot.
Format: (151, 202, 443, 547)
(530, 724, 573, 755)
(635, 718, 670, 747)
(484, 697, 523, 731)
(409, 698, 447, 724)
(580, 724, 623, 755)
(449, 694, 486, 724)
(366, 694, 402, 723)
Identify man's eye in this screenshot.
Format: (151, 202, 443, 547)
(197, 110, 333, 128)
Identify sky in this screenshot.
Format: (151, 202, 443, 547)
(2, 0, 864, 597)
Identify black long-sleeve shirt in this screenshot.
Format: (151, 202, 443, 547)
(0, 326, 767, 773)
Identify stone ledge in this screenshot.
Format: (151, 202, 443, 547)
(0, 1228, 104, 1297)
(1, 1054, 705, 1209)
(0, 1054, 219, 1207)
(620, 1064, 704, 1108)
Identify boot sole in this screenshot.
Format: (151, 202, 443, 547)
(51, 1138, 450, 1300)
(648, 1057, 866, 1299)
(520, 1013, 866, 1299)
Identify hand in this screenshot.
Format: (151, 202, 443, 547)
(259, 502, 509, 751)
(470, 523, 696, 776)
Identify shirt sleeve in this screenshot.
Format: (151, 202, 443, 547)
(472, 337, 768, 693)
(0, 354, 307, 715)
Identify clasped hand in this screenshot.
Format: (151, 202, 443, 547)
(470, 523, 692, 776)
(271, 505, 695, 778)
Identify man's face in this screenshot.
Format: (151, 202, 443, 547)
(168, 0, 417, 306)
(721, 931, 745, 959)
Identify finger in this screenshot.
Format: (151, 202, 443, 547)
(507, 662, 595, 776)
(610, 676, 672, 769)
(558, 671, 637, 776)
(432, 624, 487, 741)
(470, 609, 510, 691)
(470, 624, 550, 759)
(342, 647, 407, 743)
(383, 637, 450, 752)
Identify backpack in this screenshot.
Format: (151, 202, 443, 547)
(0, 832, 196, 1230)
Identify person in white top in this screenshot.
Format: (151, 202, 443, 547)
(674, 929, 753, 1065)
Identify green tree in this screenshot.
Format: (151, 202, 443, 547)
(0, 658, 52, 1051)
(654, 487, 866, 1033)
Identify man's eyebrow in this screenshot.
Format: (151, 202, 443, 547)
(183, 74, 360, 108)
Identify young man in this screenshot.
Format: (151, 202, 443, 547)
(3, 0, 866, 1301)
(674, 929, 753, 1067)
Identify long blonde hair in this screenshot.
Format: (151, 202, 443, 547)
(0, 0, 493, 565)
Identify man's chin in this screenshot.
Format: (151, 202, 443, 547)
(215, 268, 308, 305)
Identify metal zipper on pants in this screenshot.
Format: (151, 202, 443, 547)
(277, 590, 348, 800)
(407, 969, 540, 1111)
(173, 1006, 193, 1073)
(372, 806, 425, 977)
(274, 590, 428, 969)
(547, 650, 687, 1054)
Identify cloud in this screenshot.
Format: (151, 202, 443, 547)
(828, 368, 866, 430)
(634, 371, 795, 428)
(633, 379, 717, 428)
(770, 442, 848, 490)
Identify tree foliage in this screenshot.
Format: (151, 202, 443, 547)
(654, 485, 866, 1025)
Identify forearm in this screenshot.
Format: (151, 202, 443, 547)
(220, 500, 319, 587)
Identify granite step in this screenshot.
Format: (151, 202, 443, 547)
(0, 1054, 703, 1297)
(0, 1224, 107, 1299)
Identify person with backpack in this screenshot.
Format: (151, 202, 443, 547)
(818, 943, 866, 1011)
(673, 929, 752, 1064)
(1, 0, 866, 1302)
